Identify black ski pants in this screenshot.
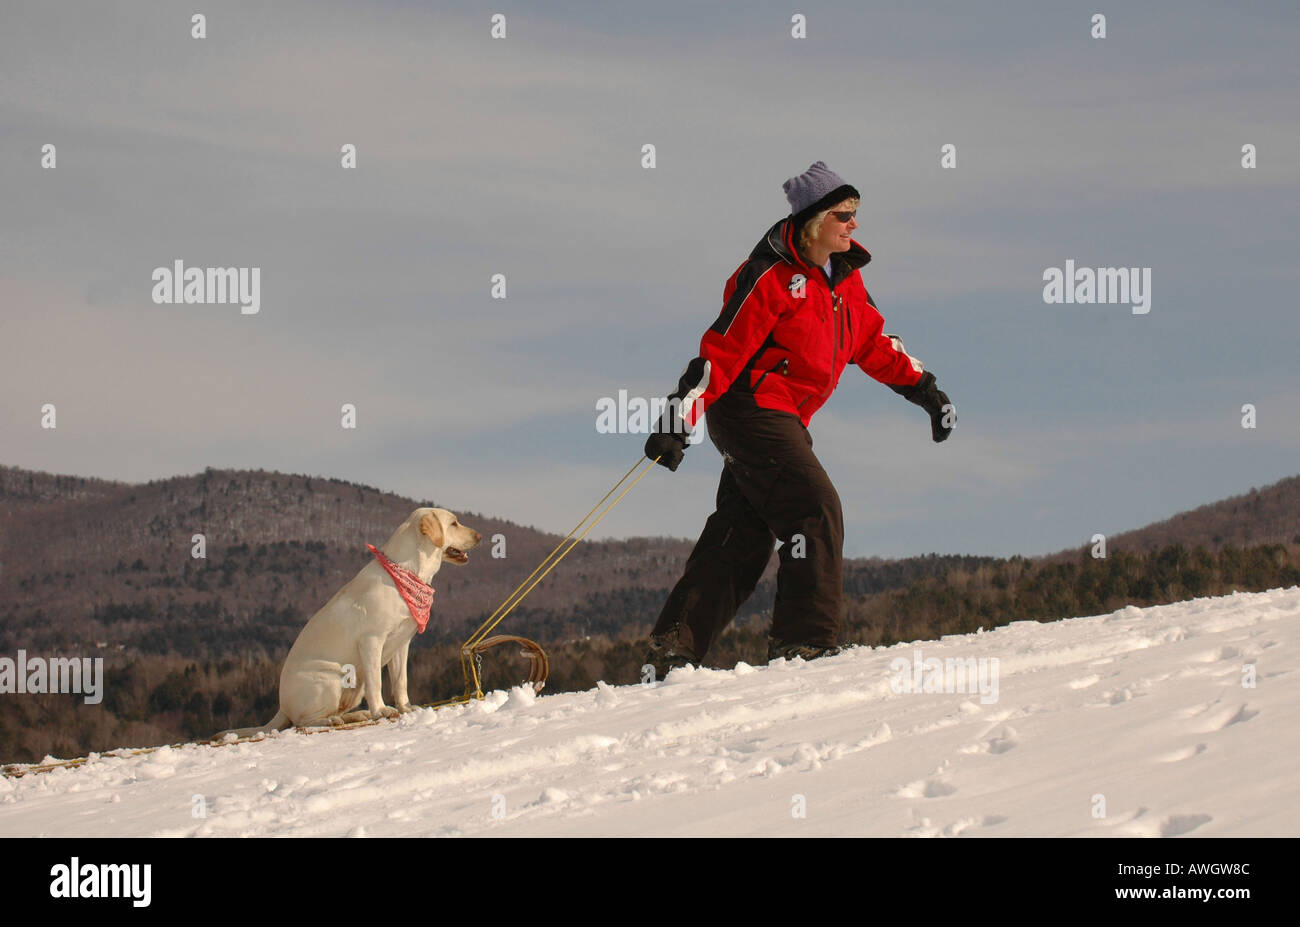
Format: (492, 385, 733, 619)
(650, 400, 844, 660)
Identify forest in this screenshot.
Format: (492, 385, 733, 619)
(2, 538, 1295, 764)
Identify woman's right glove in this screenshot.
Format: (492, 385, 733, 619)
(645, 428, 688, 471)
(891, 371, 955, 443)
(644, 358, 710, 471)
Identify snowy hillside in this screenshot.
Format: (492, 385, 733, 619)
(2, 587, 1296, 837)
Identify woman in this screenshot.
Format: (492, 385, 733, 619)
(643, 161, 954, 677)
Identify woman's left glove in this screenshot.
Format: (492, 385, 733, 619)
(891, 371, 954, 443)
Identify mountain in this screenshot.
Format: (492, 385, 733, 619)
(0, 463, 992, 659)
(1040, 475, 1300, 562)
(3, 463, 1297, 661)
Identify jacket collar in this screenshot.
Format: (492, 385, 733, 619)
(753, 217, 872, 288)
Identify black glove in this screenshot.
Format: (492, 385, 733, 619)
(645, 430, 688, 471)
(645, 358, 710, 471)
(891, 371, 954, 443)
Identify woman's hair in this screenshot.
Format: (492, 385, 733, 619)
(797, 195, 860, 257)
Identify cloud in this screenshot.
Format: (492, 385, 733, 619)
(2, 0, 1297, 560)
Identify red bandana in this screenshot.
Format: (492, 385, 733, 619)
(367, 543, 435, 633)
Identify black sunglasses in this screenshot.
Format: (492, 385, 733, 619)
(828, 210, 856, 223)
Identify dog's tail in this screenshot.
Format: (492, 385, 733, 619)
(209, 709, 292, 743)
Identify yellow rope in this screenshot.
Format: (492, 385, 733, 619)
(457, 454, 660, 698)
(464, 455, 651, 647)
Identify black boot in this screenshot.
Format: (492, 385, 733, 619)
(642, 634, 698, 682)
(767, 637, 845, 663)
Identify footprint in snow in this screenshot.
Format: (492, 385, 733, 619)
(1156, 743, 1207, 763)
(1189, 645, 1240, 663)
(958, 724, 1018, 756)
(906, 814, 1006, 837)
(1104, 805, 1149, 827)
(1178, 699, 1216, 719)
(986, 732, 1017, 755)
(895, 777, 957, 799)
(1089, 687, 1134, 707)
(1187, 702, 1257, 734)
(1120, 811, 1214, 838)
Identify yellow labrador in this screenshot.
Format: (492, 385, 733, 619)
(214, 507, 480, 739)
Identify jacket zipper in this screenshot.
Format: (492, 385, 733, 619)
(800, 292, 843, 411)
(835, 293, 843, 352)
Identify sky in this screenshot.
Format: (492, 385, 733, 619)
(2, 0, 1298, 559)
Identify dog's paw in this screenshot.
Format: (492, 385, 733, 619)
(394, 702, 416, 714)
(373, 706, 401, 720)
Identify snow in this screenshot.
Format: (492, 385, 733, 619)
(1, 587, 1296, 837)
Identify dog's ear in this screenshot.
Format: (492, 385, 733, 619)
(419, 512, 444, 548)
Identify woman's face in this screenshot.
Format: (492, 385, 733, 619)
(815, 201, 859, 255)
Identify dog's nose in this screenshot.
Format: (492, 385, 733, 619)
(472, 530, 482, 545)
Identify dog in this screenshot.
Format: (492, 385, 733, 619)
(213, 507, 480, 740)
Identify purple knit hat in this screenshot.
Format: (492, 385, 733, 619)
(783, 161, 860, 227)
